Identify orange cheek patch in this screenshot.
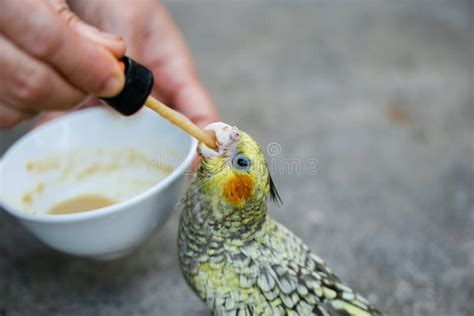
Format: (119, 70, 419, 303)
(223, 174, 254, 206)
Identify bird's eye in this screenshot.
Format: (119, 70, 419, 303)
(233, 154, 251, 171)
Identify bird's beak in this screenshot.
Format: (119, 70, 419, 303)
(198, 122, 240, 160)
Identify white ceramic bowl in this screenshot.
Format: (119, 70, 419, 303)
(0, 107, 196, 259)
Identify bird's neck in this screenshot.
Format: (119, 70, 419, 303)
(188, 177, 268, 241)
(208, 202, 268, 241)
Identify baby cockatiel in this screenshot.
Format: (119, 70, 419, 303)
(178, 122, 382, 316)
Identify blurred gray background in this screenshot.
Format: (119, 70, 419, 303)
(1, 1, 472, 315)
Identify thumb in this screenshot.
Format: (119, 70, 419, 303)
(47, 0, 126, 58)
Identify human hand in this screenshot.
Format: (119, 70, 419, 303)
(0, 0, 127, 128)
(46, 0, 219, 127)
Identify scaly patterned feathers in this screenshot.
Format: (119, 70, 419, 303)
(178, 123, 382, 315)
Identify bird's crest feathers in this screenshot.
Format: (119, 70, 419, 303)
(268, 174, 282, 205)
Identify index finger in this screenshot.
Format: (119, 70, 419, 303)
(0, 0, 124, 97)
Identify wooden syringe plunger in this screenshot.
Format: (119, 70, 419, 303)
(145, 96, 216, 149)
(101, 56, 217, 149)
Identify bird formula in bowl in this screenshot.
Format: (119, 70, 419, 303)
(0, 107, 196, 259)
(21, 145, 173, 216)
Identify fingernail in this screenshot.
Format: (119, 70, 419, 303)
(75, 21, 123, 44)
(102, 71, 124, 97)
(98, 32, 123, 41)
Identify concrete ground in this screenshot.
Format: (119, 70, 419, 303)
(0, 1, 472, 315)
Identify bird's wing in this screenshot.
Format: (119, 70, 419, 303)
(177, 178, 206, 292)
(243, 219, 382, 315)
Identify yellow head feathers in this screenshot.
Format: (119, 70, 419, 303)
(197, 123, 281, 211)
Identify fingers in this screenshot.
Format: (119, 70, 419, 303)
(69, 0, 220, 127)
(0, 103, 36, 129)
(48, 0, 126, 58)
(69, 20, 126, 58)
(0, 0, 124, 97)
(133, 2, 220, 127)
(0, 35, 86, 112)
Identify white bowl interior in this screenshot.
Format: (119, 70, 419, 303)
(0, 107, 193, 217)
